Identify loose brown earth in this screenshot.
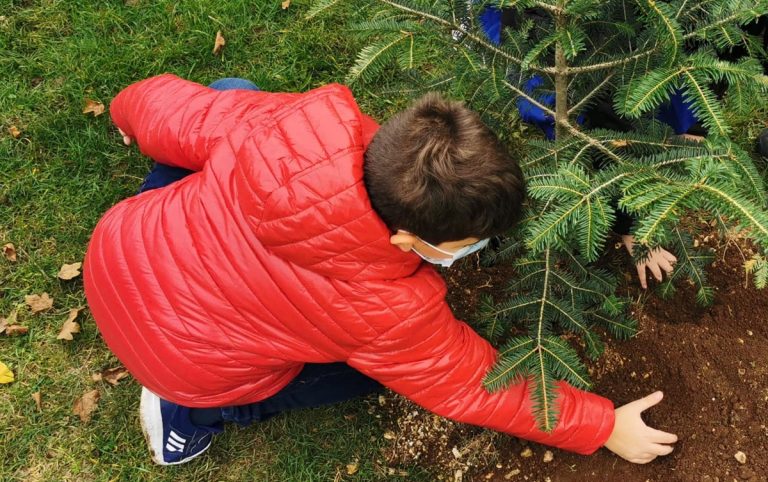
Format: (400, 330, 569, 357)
(376, 240, 768, 482)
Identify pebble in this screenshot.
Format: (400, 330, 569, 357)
(543, 450, 554, 463)
(520, 447, 534, 458)
(504, 469, 521, 479)
(734, 451, 747, 464)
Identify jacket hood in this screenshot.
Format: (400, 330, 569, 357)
(233, 84, 422, 281)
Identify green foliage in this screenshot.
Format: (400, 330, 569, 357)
(311, 0, 768, 431)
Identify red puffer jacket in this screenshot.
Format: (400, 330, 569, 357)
(84, 74, 614, 454)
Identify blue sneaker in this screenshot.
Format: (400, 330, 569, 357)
(139, 387, 222, 465)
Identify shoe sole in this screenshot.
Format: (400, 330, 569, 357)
(139, 388, 211, 466)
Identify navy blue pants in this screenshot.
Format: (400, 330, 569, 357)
(138, 78, 382, 426)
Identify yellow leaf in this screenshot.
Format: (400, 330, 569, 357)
(8, 125, 21, 138)
(25, 293, 53, 313)
(282, 0, 291, 8)
(32, 391, 42, 411)
(346, 462, 359, 475)
(58, 262, 82, 280)
(57, 308, 82, 341)
(213, 30, 226, 55)
(0, 361, 14, 384)
(2, 243, 16, 262)
(82, 99, 105, 116)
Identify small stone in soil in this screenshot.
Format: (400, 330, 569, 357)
(504, 469, 521, 479)
(543, 450, 554, 463)
(734, 451, 747, 464)
(520, 447, 533, 458)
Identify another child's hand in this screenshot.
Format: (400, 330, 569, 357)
(118, 127, 133, 146)
(621, 234, 677, 289)
(604, 391, 678, 464)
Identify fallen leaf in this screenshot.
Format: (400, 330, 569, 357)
(609, 139, 629, 148)
(57, 262, 82, 280)
(0, 361, 14, 384)
(82, 99, 105, 116)
(0, 309, 16, 333)
(8, 125, 20, 138)
(346, 461, 359, 475)
(25, 293, 53, 313)
(5, 325, 29, 336)
(2, 243, 16, 261)
(72, 389, 100, 423)
(282, 0, 291, 8)
(212, 30, 226, 55)
(57, 308, 82, 341)
(32, 392, 42, 411)
(95, 366, 130, 386)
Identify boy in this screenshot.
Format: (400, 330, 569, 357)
(84, 74, 676, 466)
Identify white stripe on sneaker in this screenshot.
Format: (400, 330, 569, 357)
(166, 442, 181, 452)
(169, 431, 187, 444)
(167, 437, 185, 450)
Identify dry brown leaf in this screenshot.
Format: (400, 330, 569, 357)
(96, 366, 130, 386)
(8, 125, 20, 138)
(5, 325, 29, 336)
(72, 389, 100, 423)
(82, 99, 105, 117)
(32, 392, 42, 412)
(2, 243, 16, 262)
(213, 30, 226, 55)
(25, 293, 53, 313)
(57, 308, 82, 341)
(609, 139, 629, 148)
(57, 262, 82, 280)
(282, 0, 291, 8)
(0, 309, 16, 334)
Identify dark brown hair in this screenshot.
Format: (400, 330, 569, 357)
(363, 92, 526, 244)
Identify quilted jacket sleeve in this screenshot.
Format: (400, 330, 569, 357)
(110, 74, 280, 171)
(346, 294, 615, 455)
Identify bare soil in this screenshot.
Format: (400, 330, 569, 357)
(376, 241, 768, 482)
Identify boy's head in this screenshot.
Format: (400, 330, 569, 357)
(363, 92, 526, 260)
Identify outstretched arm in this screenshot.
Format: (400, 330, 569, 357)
(110, 74, 287, 170)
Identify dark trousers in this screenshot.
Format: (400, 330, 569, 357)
(138, 78, 383, 426)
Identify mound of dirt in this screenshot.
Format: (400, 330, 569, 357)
(378, 244, 768, 482)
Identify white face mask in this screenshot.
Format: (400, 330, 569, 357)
(413, 237, 490, 268)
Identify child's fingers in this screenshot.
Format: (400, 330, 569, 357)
(658, 258, 674, 274)
(649, 262, 663, 282)
(637, 265, 648, 289)
(648, 443, 675, 456)
(664, 251, 677, 264)
(123, 135, 132, 146)
(648, 428, 678, 444)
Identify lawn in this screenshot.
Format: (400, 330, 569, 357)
(0, 1, 428, 480)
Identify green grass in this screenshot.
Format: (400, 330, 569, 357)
(0, 1, 429, 480)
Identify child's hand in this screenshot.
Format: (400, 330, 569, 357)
(604, 391, 678, 464)
(118, 127, 133, 146)
(621, 234, 677, 289)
